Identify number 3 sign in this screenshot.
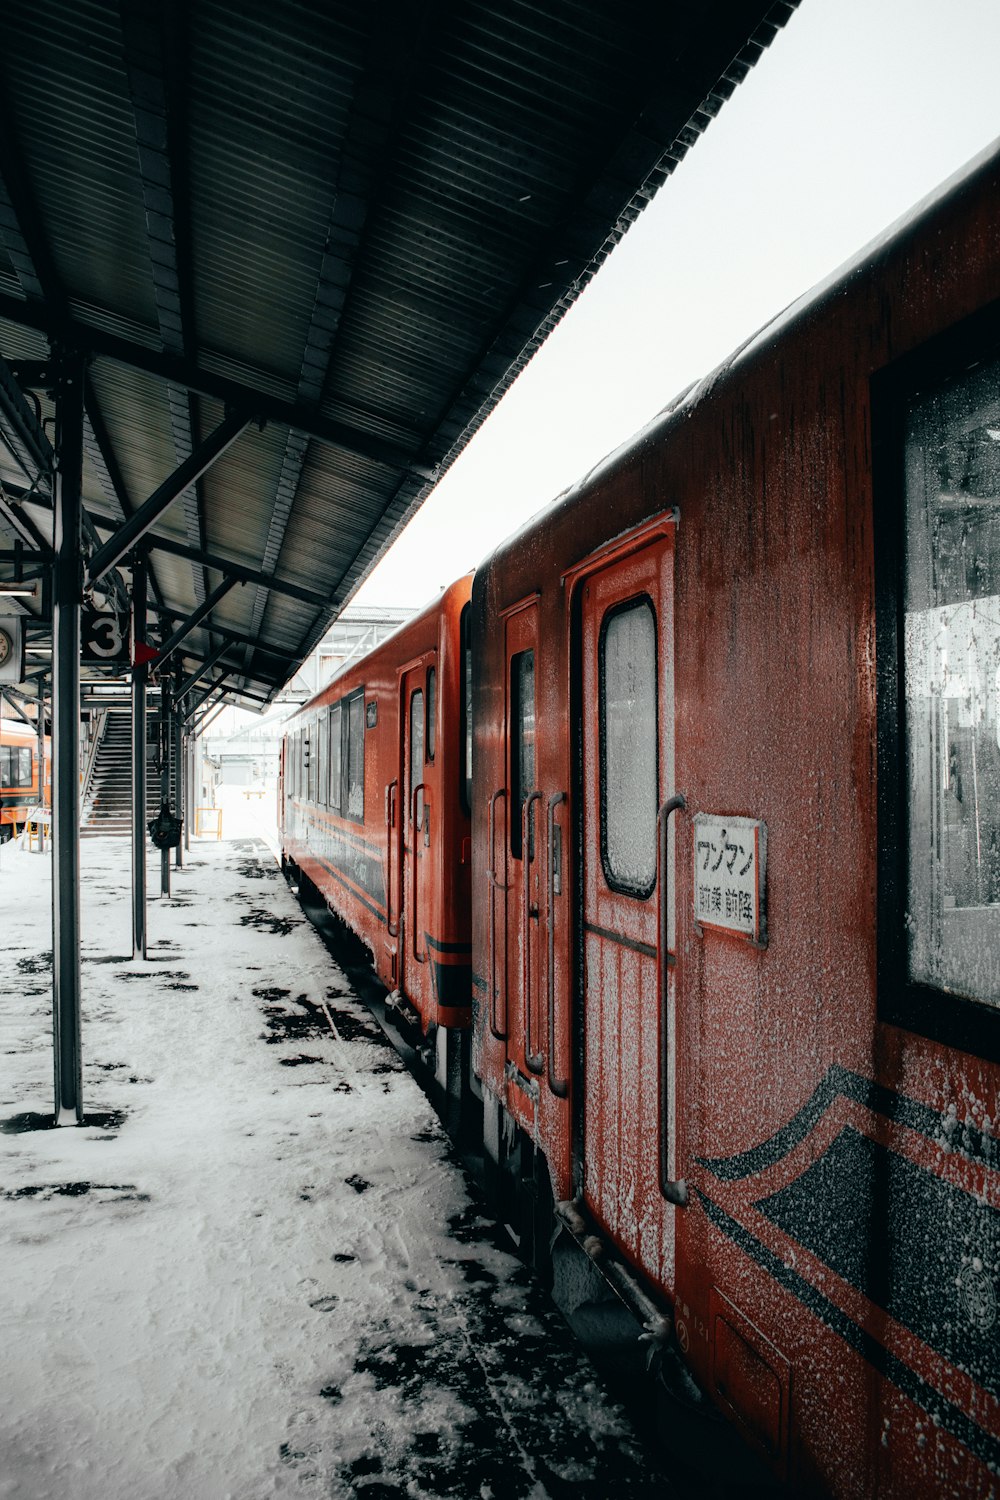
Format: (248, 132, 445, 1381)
(81, 608, 129, 664)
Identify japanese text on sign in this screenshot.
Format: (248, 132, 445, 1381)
(692, 813, 767, 945)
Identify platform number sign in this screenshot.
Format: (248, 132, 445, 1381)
(81, 607, 129, 665)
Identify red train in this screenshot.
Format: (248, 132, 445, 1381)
(0, 717, 49, 841)
(282, 140, 1000, 1496)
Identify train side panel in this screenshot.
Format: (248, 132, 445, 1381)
(282, 576, 473, 1034)
(471, 145, 1000, 1495)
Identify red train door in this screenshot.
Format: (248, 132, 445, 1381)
(495, 599, 542, 1087)
(399, 663, 432, 1011)
(578, 529, 677, 1287)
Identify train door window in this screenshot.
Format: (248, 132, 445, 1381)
(317, 713, 329, 808)
(600, 598, 658, 897)
(328, 703, 342, 812)
(510, 649, 535, 859)
(878, 335, 1000, 1054)
(426, 668, 436, 762)
(461, 604, 472, 815)
(411, 688, 425, 829)
(346, 690, 365, 820)
(307, 725, 317, 802)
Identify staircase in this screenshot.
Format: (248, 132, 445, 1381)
(81, 710, 170, 838)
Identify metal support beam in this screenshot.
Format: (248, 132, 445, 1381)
(0, 293, 436, 477)
(175, 641, 229, 702)
(185, 669, 233, 728)
(0, 686, 32, 725)
(86, 409, 253, 587)
(131, 559, 148, 960)
(195, 699, 228, 738)
(36, 692, 47, 854)
(152, 576, 239, 669)
(173, 697, 184, 870)
(50, 345, 85, 1125)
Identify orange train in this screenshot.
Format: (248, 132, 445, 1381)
(282, 140, 1000, 1497)
(0, 717, 49, 841)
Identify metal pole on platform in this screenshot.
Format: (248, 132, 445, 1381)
(184, 719, 192, 852)
(36, 682, 46, 855)
(174, 693, 184, 870)
(51, 344, 84, 1125)
(160, 676, 171, 896)
(131, 558, 147, 958)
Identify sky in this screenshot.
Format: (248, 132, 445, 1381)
(351, 0, 1000, 610)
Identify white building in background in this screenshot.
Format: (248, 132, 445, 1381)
(205, 604, 415, 787)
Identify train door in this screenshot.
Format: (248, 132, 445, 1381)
(578, 531, 677, 1285)
(493, 600, 542, 1080)
(399, 662, 432, 1010)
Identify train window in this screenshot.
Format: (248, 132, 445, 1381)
(426, 667, 436, 762)
(411, 689, 425, 829)
(902, 354, 1000, 1008)
(317, 713, 329, 809)
(3, 746, 33, 786)
(877, 326, 1000, 1060)
(460, 604, 472, 816)
(511, 649, 536, 860)
(600, 598, 658, 898)
(306, 725, 317, 803)
(329, 703, 342, 812)
(346, 690, 365, 821)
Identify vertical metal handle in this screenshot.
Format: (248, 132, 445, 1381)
(546, 791, 568, 1098)
(411, 783, 428, 964)
(386, 778, 399, 937)
(523, 789, 544, 1074)
(488, 788, 508, 1039)
(657, 794, 688, 1207)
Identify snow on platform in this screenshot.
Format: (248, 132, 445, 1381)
(0, 816, 670, 1500)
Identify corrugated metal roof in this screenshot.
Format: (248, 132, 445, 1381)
(0, 0, 797, 710)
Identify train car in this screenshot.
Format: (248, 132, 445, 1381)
(281, 576, 474, 1116)
(469, 140, 1000, 1496)
(0, 717, 49, 841)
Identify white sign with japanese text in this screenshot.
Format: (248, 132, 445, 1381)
(693, 813, 767, 945)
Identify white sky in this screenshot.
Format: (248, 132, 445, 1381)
(352, 0, 1000, 610)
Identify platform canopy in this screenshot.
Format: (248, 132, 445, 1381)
(0, 0, 796, 710)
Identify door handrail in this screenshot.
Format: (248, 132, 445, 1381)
(411, 782, 428, 964)
(385, 779, 399, 938)
(523, 789, 544, 1075)
(488, 787, 508, 1039)
(657, 794, 688, 1208)
(546, 791, 569, 1098)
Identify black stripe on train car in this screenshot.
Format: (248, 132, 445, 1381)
(695, 1188, 1000, 1474)
(754, 1124, 1000, 1404)
(431, 957, 473, 1009)
(695, 1064, 997, 1180)
(425, 934, 473, 955)
(308, 850, 388, 925)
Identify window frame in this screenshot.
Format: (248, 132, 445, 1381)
(328, 702, 343, 812)
(510, 647, 536, 862)
(874, 298, 1000, 1065)
(598, 593, 660, 901)
(345, 687, 365, 824)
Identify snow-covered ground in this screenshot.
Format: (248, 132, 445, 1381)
(0, 796, 668, 1500)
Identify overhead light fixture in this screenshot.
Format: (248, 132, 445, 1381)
(0, 582, 38, 597)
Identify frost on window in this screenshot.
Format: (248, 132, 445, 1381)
(904, 355, 1000, 1006)
(601, 599, 658, 896)
(347, 693, 365, 821)
(410, 688, 424, 830)
(511, 650, 536, 860)
(328, 703, 342, 811)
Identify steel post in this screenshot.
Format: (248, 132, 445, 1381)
(174, 699, 184, 869)
(160, 677, 171, 896)
(36, 688, 46, 854)
(51, 345, 85, 1125)
(131, 559, 147, 958)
